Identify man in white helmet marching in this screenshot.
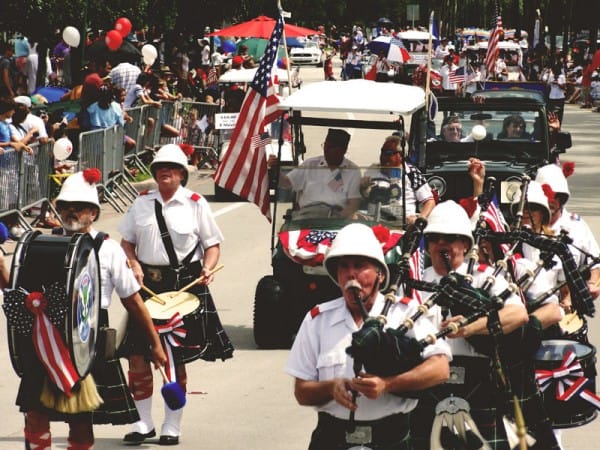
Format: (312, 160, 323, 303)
(119, 144, 233, 445)
(286, 223, 450, 449)
(17, 169, 166, 450)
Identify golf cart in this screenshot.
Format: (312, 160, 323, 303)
(253, 79, 427, 348)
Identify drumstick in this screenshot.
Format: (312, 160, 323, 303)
(140, 284, 166, 305)
(171, 264, 225, 296)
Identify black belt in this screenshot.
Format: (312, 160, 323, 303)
(312, 411, 409, 449)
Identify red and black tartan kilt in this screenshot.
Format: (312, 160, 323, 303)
(410, 355, 510, 450)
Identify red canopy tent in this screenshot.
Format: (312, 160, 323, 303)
(207, 15, 319, 39)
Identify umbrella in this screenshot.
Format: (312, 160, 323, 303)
(235, 38, 286, 61)
(85, 38, 142, 63)
(367, 36, 410, 63)
(207, 15, 319, 39)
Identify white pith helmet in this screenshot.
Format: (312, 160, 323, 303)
(423, 200, 474, 249)
(535, 163, 570, 201)
(324, 223, 390, 289)
(150, 144, 189, 186)
(55, 169, 102, 220)
(511, 180, 551, 224)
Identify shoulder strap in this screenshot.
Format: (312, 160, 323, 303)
(154, 199, 181, 268)
(93, 231, 108, 253)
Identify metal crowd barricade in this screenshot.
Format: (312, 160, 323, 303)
(0, 149, 31, 235)
(123, 105, 151, 177)
(78, 126, 136, 213)
(178, 100, 221, 170)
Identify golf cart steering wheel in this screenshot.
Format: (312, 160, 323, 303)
(360, 177, 401, 205)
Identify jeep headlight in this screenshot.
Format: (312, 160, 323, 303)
(428, 176, 446, 197)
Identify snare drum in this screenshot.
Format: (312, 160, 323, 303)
(534, 339, 598, 428)
(559, 312, 589, 344)
(8, 231, 101, 378)
(145, 290, 207, 354)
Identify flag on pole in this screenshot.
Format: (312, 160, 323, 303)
(213, 15, 285, 221)
(485, 8, 503, 77)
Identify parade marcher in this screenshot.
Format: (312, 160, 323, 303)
(285, 223, 451, 450)
(12, 169, 166, 450)
(460, 163, 563, 449)
(119, 144, 233, 445)
(410, 200, 529, 450)
(361, 135, 435, 224)
(268, 128, 361, 219)
(535, 162, 600, 325)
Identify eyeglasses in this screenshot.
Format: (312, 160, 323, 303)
(425, 233, 465, 243)
(445, 126, 462, 132)
(57, 201, 95, 212)
(382, 149, 401, 156)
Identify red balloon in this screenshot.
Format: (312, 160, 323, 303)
(105, 30, 123, 51)
(115, 17, 132, 37)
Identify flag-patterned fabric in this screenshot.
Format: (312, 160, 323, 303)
(213, 15, 285, 220)
(206, 66, 218, 88)
(485, 12, 503, 76)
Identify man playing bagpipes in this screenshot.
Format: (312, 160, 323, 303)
(409, 199, 531, 450)
(285, 223, 451, 450)
(3, 169, 166, 450)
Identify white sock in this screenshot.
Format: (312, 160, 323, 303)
(161, 403, 183, 437)
(553, 429, 564, 450)
(131, 397, 154, 434)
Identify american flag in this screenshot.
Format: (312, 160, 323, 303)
(483, 193, 511, 253)
(448, 67, 473, 85)
(409, 237, 425, 303)
(206, 66, 218, 88)
(250, 131, 271, 151)
(485, 9, 503, 76)
(213, 15, 284, 220)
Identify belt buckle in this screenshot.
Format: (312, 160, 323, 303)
(345, 426, 372, 445)
(147, 267, 163, 282)
(447, 365, 465, 384)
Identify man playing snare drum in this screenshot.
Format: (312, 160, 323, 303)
(119, 144, 233, 446)
(18, 169, 167, 450)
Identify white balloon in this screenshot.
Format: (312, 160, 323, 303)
(471, 124, 487, 141)
(141, 44, 157, 60)
(62, 26, 80, 48)
(143, 53, 156, 66)
(53, 137, 73, 161)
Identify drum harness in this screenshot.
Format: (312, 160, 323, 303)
(154, 200, 200, 287)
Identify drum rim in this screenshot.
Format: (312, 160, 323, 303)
(145, 291, 201, 321)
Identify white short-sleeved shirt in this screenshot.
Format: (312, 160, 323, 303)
(90, 229, 141, 309)
(285, 294, 451, 420)
(552, 209, 600, 269)
(422, 262, 524, 358)
(286, 155, 361, 209)
(118, 186, 224, 266)
(22, 113, 48, 141)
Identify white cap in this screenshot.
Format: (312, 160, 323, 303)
(324, 223, 390, 289)
(55, 169, 102, 220)
(535, 163, 570, 200)
(150, 144, 189, 186)
(424, 200, 474, 249)
(511, 180, 551, 223)
(13, 95, 32, 108)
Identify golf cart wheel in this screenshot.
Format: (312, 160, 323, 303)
(253, 276, 290, 349)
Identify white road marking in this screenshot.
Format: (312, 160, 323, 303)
(213, 202, 246, 217)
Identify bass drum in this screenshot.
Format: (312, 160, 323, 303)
(8, 231, 101, 378)
(535, 339, 598, 428)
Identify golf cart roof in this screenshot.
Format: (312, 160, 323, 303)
(396, 30, 436, 41)
(218, 67, 291, 83)
(278, 80, 425, 115)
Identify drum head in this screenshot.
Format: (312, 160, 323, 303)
(65, 233, 101, 378)
(8, 232, 101, 379)
(559, 312, 584, 334)
(145, 291, 200, 321)
(535, 339, 593, 361)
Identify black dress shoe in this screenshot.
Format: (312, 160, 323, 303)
(123, 429, 156, 444)
(159, 435, 180, 445)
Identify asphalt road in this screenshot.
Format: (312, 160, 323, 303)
(0, 64, 599, 449)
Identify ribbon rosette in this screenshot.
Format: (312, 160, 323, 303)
(155, 312, 199, 382)
(25, 292, 80, 396)
(535, 350, 600, 409)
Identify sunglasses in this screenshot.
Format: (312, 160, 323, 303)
(381, 149, 401, 156)
(153, 163, 182, 171)
(425, 233, 465, 243)
(56, 201, 95, 212)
